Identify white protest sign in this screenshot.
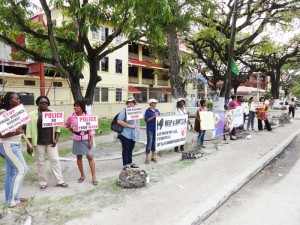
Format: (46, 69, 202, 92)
(0, 104, 31, 135)
(126, 107, 143, 120)
(253, 101, 263, 108)
(155, 114, 188, 151)
(77, 115, 98, 131)
(42, 112, 64, 128)
(199, 111, 215, 130)
(231, 106, 244, 127)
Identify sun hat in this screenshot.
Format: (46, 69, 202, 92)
(177, 98, 185, 103)
(148, 98, 158, 104)
(125, 97, 137, 105)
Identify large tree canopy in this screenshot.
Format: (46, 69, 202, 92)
(0, 0, 171, 102)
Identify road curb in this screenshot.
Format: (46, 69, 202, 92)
(180, 128, 300, 225)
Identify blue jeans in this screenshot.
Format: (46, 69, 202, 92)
(146, 131, 156, 154)
(0, 143, 28, 207)
(119, 135, 135, 167)
(247, 111, 255, 129)
(198, 130, 206, 146)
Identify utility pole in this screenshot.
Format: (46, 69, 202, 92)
(225, 0, 239, 102)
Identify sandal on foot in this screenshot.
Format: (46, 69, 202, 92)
(40, 185, 47, 190)
(92, 180, 98, 186)
(151, 158, 157, 163)
(78, 176, 85, 183)
(57, 183, 68, 188)
(20, 197, 28, 202)
(130, 163, 139, 168)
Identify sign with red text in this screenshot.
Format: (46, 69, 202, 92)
(0, 104, 31, 135)
(77, 115, 98, 130)
(42, 112, 64, 128)
(155, 114, 188, 151)
(126, 107, 143, 120)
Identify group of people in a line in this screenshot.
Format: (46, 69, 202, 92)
(0, 92, 98, 208)
(0, 92, 296, 209)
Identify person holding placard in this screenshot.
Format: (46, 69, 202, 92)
(0, 92, 28, 208)
(26, 96, 68, 189)
(144, 98, 160, 164)
(247, 97, 256, 131)
(228, 96, 237, 139)
(174, 98, 188, 152)
(65, 100, 98, 186)
(117, 97, 140, 170)
(257, 97, 272, 131)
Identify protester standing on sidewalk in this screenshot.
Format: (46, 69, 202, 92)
(65, 100, 97, 186)
(0, 92, 28, 208)
(26, 96, 68, 189)
(117, 97, 140, 170)
(257, 97, 272, 131)
(196, 99, 207, 148)
(223, 104, 234, 140)
(174, 98, 189, 152)
(228, 95, 237, 139)
(288, 98, 296, 118)
(247, 97, 256, 131)
(144, 98, 160, 164)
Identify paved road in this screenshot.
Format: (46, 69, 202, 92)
(203, 134, 300, 225)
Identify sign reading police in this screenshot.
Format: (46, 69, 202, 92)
(0, 104, 31, 135)
(155, 114, 188, 151)
(42, 112, 64, 128)
(77, 115, 98, 130)
(126, 107, 143, 120)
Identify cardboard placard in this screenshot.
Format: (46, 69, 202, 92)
(231, 106, 244, 127)
(126, 107, 143, 120)
(42, 112, 64, 128)
(0, 104, 31, 135)
(77, 115, 98, 131)
(253, 101, 263, 108)
(199, 111, 215, 130)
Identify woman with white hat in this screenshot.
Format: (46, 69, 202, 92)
(117, 97, 140, 170)
(144, 98, 160, 164)
(174, 98, 188, 152)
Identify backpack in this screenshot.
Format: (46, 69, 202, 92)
(111, 113, 125, 133)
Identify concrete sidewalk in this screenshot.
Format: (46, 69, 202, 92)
(64, 117, 300, 225)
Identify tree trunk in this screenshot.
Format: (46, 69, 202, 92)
(85, 56, 102, 103)
(166, 24, 186, 99)
(269, 72, 280, 99)
(69, 77, 83, 102)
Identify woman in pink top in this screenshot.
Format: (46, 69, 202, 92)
(65, 100, 98, 186)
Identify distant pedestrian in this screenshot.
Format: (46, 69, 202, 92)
(144, 98, 160, 164)
(27, 96, 68, 189)
(228, 95, 237, 139)
(247, 97, 256, 131)
(195, 99, 207, 148)
(117, 97, 140, 170)
(257, 97, 272, 131)
(288, 98, 296, 118)
(65, 100, 97, 185)
(174, 98, 189, 152)
(269, 97, 274, 109)
(0, 92, 28, 208)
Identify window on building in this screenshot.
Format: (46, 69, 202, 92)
(94, 87, 100, 102)
(101, 57, 109, 72)
(101, 87, 108, 102)
(53, 82, 62, 87)
(92, 30, 99, 40)
(128, 42, 138, 54)
(142, 68, 154, 79)
(52, 19, 57, 26)
(116, 88, 122, 102)
(129, 66, 138, 77)
(101, 27, 109, 41)
(142, 46, 150, 56)
(0, 79, 3, 85)
(116, 59, 122, 74)
(24, 80, 35, 86)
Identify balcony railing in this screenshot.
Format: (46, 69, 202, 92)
(128, 76, 139, 84)
(157, 80, 169, 86)
(129, 52, 139, 60)
(142, 55, 154, 62)
(142, 78, 154, 85)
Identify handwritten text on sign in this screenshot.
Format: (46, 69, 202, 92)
(253, 102, 263, 108)
(126, 107, 143, 120)
(231, 106, 244, 127)
(0, 104, 31, 135)
(77, 115, 98, 131)
(42, 112, 64, 128)
(155, 114, 188, 151)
